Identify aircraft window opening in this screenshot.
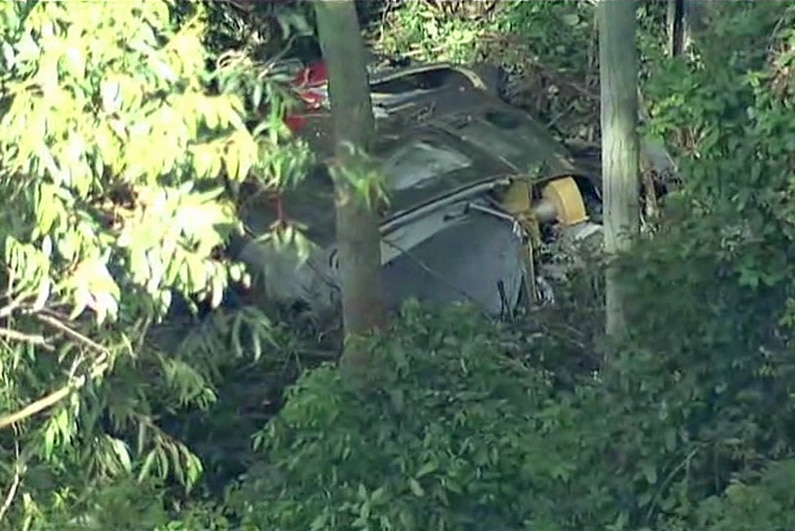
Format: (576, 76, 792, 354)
(371, 68, 452, 94)
(382, 140, 472, 190)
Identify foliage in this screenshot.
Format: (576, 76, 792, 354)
(603, 2, 795, 528)
(234, 303, 592, 530)
(374, 0, 598, 137)
(232, 276, 795, 531)
(0, 0, 310, 527)
(198, 0, 314, 58)
(694, 459, 795, 531)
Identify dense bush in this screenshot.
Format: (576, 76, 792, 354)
(232, 273, 795, 530)
(232, 303, 601, 530)
(0, 0, 307, 527)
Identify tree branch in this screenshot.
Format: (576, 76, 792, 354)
(0, 359, 109, 431)
(0, 442, 22, 521)
(0, 293, 28, 320)
(0, 328, 53, 350)
(0, 314, 112, 430)
(35, 313, 108, 354)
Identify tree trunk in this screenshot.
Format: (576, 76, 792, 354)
(598, 0, 640, 338)
(314, 0, 387, 383)
(666, 0, 707, 57)
(667, 0, 708, 57)
(666, 0, 685, 57)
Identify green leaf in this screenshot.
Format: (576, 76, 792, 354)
(416, 461, 438, 479)
(110, 438, 132, 473)
(642, 463, 657, 485)
(408, 477, 425, 497)
(139, 451, 157, 482)
(370, 486, 387, 504)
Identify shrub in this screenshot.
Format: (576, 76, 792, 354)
(233, 303, 613, 530)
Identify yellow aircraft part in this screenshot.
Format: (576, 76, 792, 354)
(499, 175, 589, 231)
(542, 176, 588, 226)
(498, 178, 540, 244)
(498, 178, 539, 307)
(500, 178, 532, 215)
(497, 175, 589, 307)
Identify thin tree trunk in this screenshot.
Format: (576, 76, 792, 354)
(667, 0, 705, 58)
(315, 0, 387, 383)
(598, 0, 640, 338)
(667, 0, 685, 57)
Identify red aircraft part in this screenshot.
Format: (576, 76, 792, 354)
(284, 61, 328, 133)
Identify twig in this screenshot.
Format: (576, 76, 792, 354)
(0, 442, 21, 521)
(0, 359, 109, 430)
(0, 293, 28, 320)
(0, 383, 72, 430)
(35, 313, 108, 355)
(0, 328, 53, 350)
(0, 315, 112, 430)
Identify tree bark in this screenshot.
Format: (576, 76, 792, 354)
(598, 0, 640, 338)
(314, 0, 387, 383)
(666, 0, 685, 57)
(666, 0, 708, 57)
